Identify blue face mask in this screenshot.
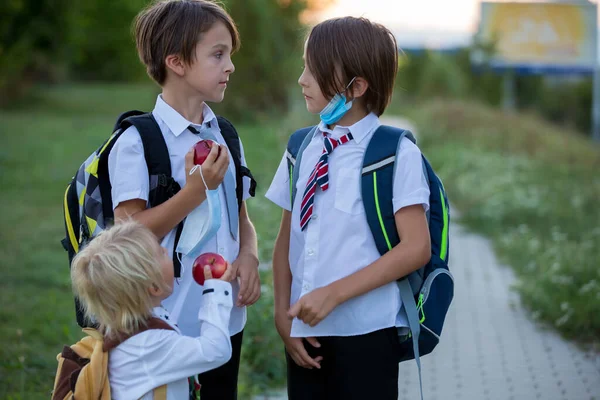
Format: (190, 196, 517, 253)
(175, 164, 222, 260)
(319, 77, 357, 125)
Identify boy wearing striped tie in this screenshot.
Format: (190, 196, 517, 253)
(265, 17, 432, 400)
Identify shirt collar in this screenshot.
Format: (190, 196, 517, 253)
(316, 112, 380, 144)
(152, 305, 172, 322)
(153, 94, 218, 137)
(152, 305, 180, 332)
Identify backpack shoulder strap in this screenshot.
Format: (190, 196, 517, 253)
(102, 317, 176, 352)
(120, 113, 172, 177)
(69, 328, 110, 400)
(361, 125, 415, 255)
(52, 331, 101, 400)
(287, 126, 318, 207)
(217, 116, 257, 211)
(362, 126, 427, 400)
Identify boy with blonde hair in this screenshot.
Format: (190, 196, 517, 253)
(70, 220, 234, 400)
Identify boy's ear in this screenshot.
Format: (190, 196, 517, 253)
(350, 77, 369, 99)
(148, 283, 163, 297)
(165, 54, 186, 77)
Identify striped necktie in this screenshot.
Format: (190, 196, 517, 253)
(299, 131, 353, 230)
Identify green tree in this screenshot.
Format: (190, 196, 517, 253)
(66, 0, 149, 82)
(0, 0, 71, 105)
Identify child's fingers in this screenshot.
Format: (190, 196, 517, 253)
(185, 149, 195, 170)
(203, 265, 213, 280)
(288, 301, 302, 319)
(236, 271, 251, 306)
(220, 262, 235, 282)
(245, 278, 261, 305)
(295, 344, 321, 369)
(288, 343, 310, 368)
(203, 143, 220, 165)
(308, 314, 322, 327)
(288, 351, 307, 368)
(238, 271, 260, 306)
(305, 337, 321, 348)
(216, 145, 229, 167)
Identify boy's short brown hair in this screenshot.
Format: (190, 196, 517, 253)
(134, 0, 240, 85)
(306, 17, 398, 116)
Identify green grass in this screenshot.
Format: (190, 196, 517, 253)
(403, 98, 600, 346)
(0, 83, 308, 399)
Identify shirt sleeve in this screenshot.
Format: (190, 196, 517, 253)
(108, 126, 149, 209)
(139, 279, 234, 387)
(265, 152, 292, 211)
(392, 138, 430, 214)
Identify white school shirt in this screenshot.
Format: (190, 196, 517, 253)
(108, 280, 233, 400)
(265, 113, 430, 338)
(108, 95, 251, 337)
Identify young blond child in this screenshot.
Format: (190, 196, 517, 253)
(70, 220, 234, 400)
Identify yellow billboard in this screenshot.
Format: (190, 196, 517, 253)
(476, 1, 598, 71)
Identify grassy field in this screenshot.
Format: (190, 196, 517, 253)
(0, 83, 307, 399)
(403, 98, 600, 346)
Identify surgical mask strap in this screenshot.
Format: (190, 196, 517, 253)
(178, 164, 211, 267)
(342, 76, 357, 99)
(345, 77, 357, 92)
(189, 164, 210, 191)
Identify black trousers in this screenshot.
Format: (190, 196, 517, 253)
(197, 330, 244, 400)
(286, 327, 402, 400)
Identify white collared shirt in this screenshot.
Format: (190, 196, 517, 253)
(265, 113, 430, 338)
(108, 280, 233, 400)
(108, 95, 251, 336)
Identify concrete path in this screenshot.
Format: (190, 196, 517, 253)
(397, 223, 600, 400)
(255, 117, 600, 400)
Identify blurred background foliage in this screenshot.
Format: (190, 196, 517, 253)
(0, 0, 595, 134)
(0, 0, 313, 119)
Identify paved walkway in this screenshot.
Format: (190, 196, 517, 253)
(397, 223, 600, 400)
(256, 117, 600, 399)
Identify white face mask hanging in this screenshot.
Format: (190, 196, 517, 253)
(175, 163, 222, 260)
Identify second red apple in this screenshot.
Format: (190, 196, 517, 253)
(192, 252, 227, 285)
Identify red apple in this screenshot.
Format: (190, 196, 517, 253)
(193, 140, 220, 165)
(192, 252, 227, 285)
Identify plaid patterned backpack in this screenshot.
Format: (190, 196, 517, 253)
(61, 110, 255, 327)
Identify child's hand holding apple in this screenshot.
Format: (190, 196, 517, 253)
(192, 252, 234, 285)
(184, 139, 230, 193)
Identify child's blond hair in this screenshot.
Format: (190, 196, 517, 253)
(70, 221, 168, 338)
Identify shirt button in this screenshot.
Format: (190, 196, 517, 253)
(307, 249, 315, 256)
(219, 247, 225, 254)
(312, 214, 318, 221)
(302, 283, 311, 291)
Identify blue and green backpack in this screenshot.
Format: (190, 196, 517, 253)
(286, 125, 454, 399)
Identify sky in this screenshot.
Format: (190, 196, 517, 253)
(317, 0, 600, 50)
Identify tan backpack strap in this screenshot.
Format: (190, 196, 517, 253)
(151, 384, 167, 400)
(103, 317, 176, 351)
(73, 329, 110, 400)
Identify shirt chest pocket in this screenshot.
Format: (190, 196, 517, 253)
(334, 168, 364, 215)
